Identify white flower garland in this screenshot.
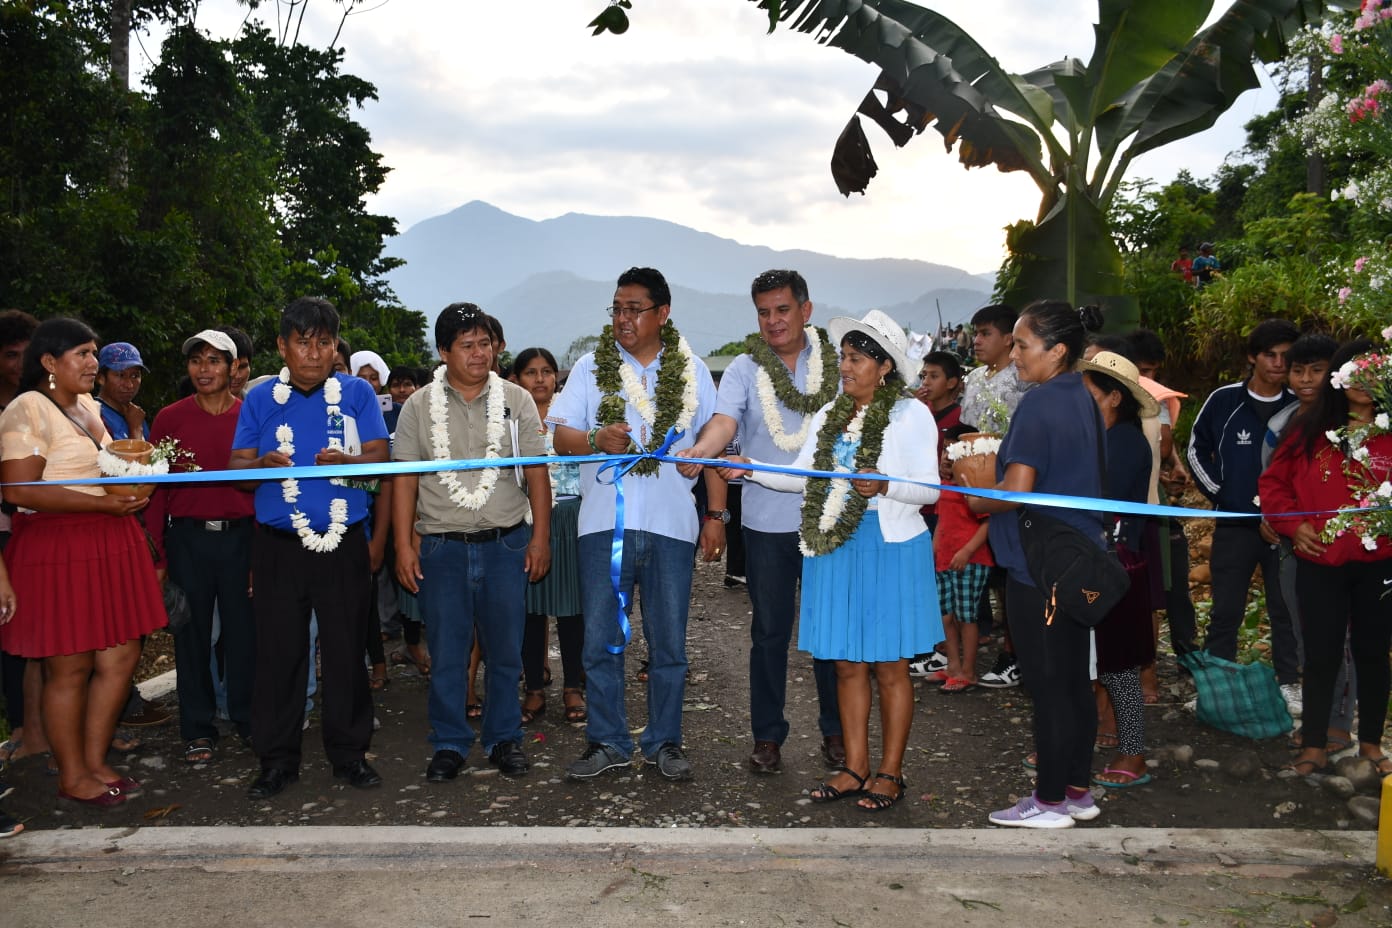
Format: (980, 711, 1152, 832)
(807, 403, 869, 546)
(431, 367, 507, 510)
(754, 326, 828, 453)
(273, 371, 349, 552)
(618, 334, 700, 438)
(946, 435, 1002, 461)
(97, 448, 171, 478)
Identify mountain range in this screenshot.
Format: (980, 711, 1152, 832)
(383, 200, 994, 359)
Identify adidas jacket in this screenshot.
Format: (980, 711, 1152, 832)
(1186, 382, 1295, 518)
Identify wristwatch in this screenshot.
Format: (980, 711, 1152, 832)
(704, 509, 731, 524)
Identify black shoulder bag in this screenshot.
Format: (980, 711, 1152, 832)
(1015, 416, 1131, 627)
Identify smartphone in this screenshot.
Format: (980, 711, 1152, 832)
(378, 393, 393, 413)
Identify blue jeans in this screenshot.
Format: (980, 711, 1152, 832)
(416, 526, 530, 755)
(744, 528, 840, 743)
(578, 530, 693, 757)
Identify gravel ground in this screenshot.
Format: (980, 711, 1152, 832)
(1, 557, 1384, 833)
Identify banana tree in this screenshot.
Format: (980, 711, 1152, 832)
(595, 0, 1357, 325)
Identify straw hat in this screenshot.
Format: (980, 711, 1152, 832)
(827, 310, 913, 383)
(1075, 351, 1160, 417)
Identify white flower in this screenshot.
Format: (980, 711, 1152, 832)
(752, 326, 828, 453)
(1353, 444, 1371, 462)
(617, 335, 701, 439)
(274, 391, 348, 552)
(1331, 361, 1358, 390)
(1377, 413, 1390, 430)
(1362, 534, 1379, 551)
(1326, 429, 1342, 444)
(97, 447, 171, 479)
(1382, 324, 1392, 341)
(432, 367, 508, 510)
(1252, 495, 1261, 508)
(273, 367, 293, 405)
(1378, 481, 1392, 499)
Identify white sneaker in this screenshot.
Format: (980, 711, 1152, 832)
(979, 654, 1020, 689)
(908, 653, 948, 678)
(1281, 683, 1302, 720)
(1064, 791, 1102, 821)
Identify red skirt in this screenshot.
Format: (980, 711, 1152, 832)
(1, 511, 167, 657)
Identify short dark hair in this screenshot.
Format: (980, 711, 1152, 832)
(1088, 333, 1133, 358)
(617, 267, 671, 308)
(1287, 332, 1338, 367)
(484, 313, 505, 347)
(335, 337, 352, 371)
(436, 302, 492, 352)
(921, 350, 963, 382)
(1246, 318, 1299, 356)
(1018, 300, 1103, 368)
(970, 304, 1017, 334)
(750, 269, 809, 305)
(20, 318, 98, 394)
(387, 366, 419, 388)
(1127, 328, 1166, 365)
(216, 324, 253, 361)
(512, 346, 558, 373)
(280, 296, 340, 340)
(1291, 338, 1377, 457)
(0, 309, 39, 350)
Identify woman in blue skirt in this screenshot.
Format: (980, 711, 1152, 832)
(737, 310, 942, 811)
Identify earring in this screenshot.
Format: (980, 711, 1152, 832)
(47, 372, 56, 390)
(878, 375, 886, 387)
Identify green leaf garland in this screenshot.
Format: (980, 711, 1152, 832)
(799, 383, 903, 556)
(593, 320, 690, 477)
(746, 325, 838, 415)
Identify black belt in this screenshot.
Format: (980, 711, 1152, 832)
(257, 520, 366, 541)
(171, 516, 253, 532)
(436, 522, 525, 544)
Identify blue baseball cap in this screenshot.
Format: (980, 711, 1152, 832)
(98, 342, 146, 371)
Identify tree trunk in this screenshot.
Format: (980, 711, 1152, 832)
(109, 0, 132, 189)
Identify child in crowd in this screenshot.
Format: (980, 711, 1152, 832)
(931, 425, 993, 692)
(917, 351, 963, 446)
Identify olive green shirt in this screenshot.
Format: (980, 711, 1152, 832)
(394, 375, 545, 534)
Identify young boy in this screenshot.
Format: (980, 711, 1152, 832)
(932, 425, 994, 692)
(917, 350, 964, 446)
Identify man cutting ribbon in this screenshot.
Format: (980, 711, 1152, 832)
(547, 266, 723, 782)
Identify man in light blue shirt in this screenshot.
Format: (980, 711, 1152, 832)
(680, 270, 842, 774)
(547, 267, 725, 782)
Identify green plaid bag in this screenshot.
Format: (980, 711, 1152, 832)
(1180, 651, 1293, 740)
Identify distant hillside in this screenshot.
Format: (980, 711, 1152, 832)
(384, 201, 992, 356)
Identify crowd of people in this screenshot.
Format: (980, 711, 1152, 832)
(0, 264, 1387, 836)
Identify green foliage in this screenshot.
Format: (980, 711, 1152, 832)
(0, 6, 423, 407)
(710, 336, 758, 356)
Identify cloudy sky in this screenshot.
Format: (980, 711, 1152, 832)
(143, 0, 1279, 275)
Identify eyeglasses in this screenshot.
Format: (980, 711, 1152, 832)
(606, 304, 660, 320)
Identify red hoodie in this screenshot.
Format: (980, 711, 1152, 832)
(1259, 430, 1392, 566)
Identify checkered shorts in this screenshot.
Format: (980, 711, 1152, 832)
(936, 561, 990, 622)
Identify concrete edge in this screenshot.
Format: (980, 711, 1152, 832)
(0, 827, 1375, 877)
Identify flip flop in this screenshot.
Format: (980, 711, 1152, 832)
(1022, 752, 1037, 770)
(939, 677, 977, 693)
(0, 738, 20, 769)
(1282, 757, 1332, 778)
(1091, 767, 1152, 789)
(1095, 732, 1119, 750)
(1364, 754, 1392, 779)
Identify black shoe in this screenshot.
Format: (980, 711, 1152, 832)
(488, 740, 530, 777)
(247, 767, 299, 799)
(332, 759, 383, 789)
(426, 749, 466, 782)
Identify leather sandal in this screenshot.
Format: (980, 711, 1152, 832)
(858, 772, 907, 811)
(520, 691, 547, 724)
(810, 767, 867, 802)
(562, 687, 587, 723)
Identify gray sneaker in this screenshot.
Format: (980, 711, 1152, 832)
(566, 742, 631, 779)
(646, 742, 693, 780)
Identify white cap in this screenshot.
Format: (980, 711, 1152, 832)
(182, 329, 238, 359)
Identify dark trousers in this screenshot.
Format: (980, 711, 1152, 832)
(523, 613, 584, 690)
(1165, 518, 1198, 654)
(1205, 521, 1298, 682)
(724, 483, 746, 579)
(744, 528, 840, 743)
(1007, 577, 1095, 803)
(1296, 558, 1392, 748)
(250, 523, 373, 771)
(168, 519, 255, 743)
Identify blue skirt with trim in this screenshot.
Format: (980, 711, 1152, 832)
(798, 510, 943, 662)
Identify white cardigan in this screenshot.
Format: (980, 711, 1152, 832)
(748, 397, 940, 543)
